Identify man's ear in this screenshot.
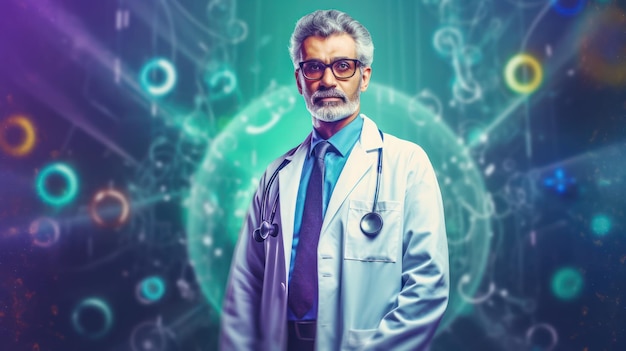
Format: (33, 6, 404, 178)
(295, 70, 303, 95)
(360, 66, 372, 92)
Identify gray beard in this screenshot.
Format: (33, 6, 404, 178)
(306, 95, 360, 122)
(304, 77, 363, 122)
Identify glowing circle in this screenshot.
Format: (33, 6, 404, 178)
(550, 0, 586, 16)
(226, 19, 248, 44)
(551, 267, 583, 300)
(204, 63, 239, 101)
(71, 297, 113, 339)
(0, 115, 36, 156)
(28, 217, 61, 247)
(458, 274, 496, 304)
(526, 323, 558, 351)
(89, 188, 131, 228)
(505, 54, 543, 94)
(209, 69, 237, 95)
(591, 214, 611, 236)
(140, 58, 177, 97)
(36, 162, 79, 206)
(136, 276, 166, 304)
(186, 83, 492, 333)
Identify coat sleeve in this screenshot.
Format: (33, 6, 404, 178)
(363, 146, 450, 351)
(219, 173, 267, 351)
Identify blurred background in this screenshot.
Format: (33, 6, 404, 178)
(1, 0, 625, 350)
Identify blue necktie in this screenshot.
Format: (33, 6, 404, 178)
(289, 141, 331, 319)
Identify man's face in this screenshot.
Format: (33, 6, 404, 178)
(295, 34, 372, 122)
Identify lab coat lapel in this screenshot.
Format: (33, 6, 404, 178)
(278, 134, 310, 279)
(322, 116, 382, 233)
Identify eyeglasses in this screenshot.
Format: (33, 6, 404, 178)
(298, 59, 361, 80)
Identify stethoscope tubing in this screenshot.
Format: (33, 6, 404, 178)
(256, 130, 384, 241)
(260, 159, 290, 219)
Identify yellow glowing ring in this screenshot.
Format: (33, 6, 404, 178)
(89, 189, 131, 228)
(504, 54, 543, 94)
(0, 115, 36, 156)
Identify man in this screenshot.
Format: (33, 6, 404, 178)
(220, 9, 449, 351)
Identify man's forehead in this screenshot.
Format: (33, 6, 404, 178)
(300, 34, 357, 61)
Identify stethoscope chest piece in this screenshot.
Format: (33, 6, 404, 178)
(360, 212, 383, 237)
(253, 220, 279, 242)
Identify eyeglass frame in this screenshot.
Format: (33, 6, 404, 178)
(297, 58, 362, 81)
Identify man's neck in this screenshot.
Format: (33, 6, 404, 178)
(312, 112, 359, 140)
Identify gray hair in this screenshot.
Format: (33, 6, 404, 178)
(289, 10, 374, 68)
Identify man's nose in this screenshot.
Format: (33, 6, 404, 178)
(319, 66, 337, 88)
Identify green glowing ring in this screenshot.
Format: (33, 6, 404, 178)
(551, 267, 583, 301)
(36, 162, 79, 206)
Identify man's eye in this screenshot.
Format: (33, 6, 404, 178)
(307, 63, 323, 71)
(334, 61, 351, 71)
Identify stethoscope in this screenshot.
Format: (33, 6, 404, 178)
(254, 132, 384, 242)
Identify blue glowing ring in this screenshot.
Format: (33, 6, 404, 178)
(550, 0, 586, 16)
(140, 276, 166, 302)
(35, 162, 79, 206)
(140, 58, 177, 97)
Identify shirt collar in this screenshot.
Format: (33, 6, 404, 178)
(309, 115, 363, 157)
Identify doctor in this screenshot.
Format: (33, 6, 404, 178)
(220, 9, 449, 351)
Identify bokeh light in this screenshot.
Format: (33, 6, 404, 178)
(543, 168, 576, 194)
(550, 0, 587, 16)
(579, 6, 626, 86)
(551, 267, 584, 301)
(591, 214, 611, 236)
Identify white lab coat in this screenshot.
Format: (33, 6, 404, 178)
(220, 115, 449, 351)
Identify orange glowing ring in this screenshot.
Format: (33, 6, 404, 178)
(0, 115, 36, 156)
(89, 189, 131, 228)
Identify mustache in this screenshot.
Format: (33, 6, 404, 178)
(312, 89, 347, 103)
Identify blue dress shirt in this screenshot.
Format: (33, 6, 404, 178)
(288, 115, 363, 320)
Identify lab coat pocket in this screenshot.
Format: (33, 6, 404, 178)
(347, 328, 376, 348)
(345, 200, 401, 262)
